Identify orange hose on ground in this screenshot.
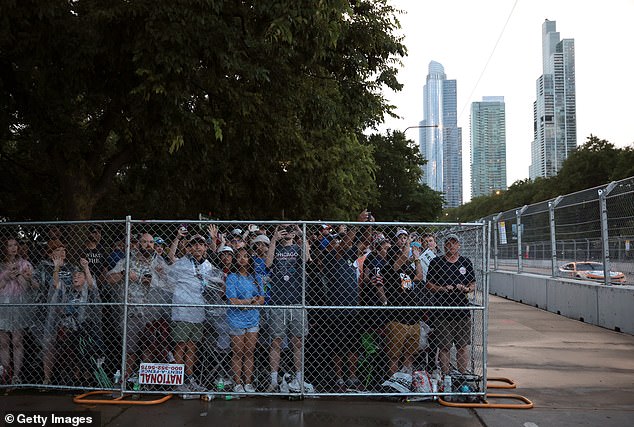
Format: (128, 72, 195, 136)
(73, 390, 173, 405)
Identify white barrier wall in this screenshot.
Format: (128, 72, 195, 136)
(489, 271, 634, 335)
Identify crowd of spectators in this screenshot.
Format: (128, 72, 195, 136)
(0, 215, 478, 395)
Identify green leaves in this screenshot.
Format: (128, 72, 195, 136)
(1, 0, 408, 220)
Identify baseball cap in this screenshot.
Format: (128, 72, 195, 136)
(231, 228, 243, 237)
(251, 235, 271, 246)
(89, 224, 103, 232)
(395, 229, 408, 238)
(218, 245, 234, 254)
(444, 233, 461, 244)
(372, 232, 387, 248)
(153, 237, 165, 245)
(187, 234, 207, 246)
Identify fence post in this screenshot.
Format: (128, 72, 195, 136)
(118, 215, 132, 393)
(598, 182, 617, 286)
(549, 196, 563, 277)
(516, 206, 528, 273)
(493, 213, 502, 270)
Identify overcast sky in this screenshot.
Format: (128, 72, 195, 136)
(377, 0, 634, 201)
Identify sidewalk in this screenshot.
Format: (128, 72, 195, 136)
(2, 295, 634, 426)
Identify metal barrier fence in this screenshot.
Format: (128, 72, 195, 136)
(0, 219, 487, 401)
(487, 176, 634, 284)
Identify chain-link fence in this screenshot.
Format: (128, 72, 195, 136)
(487, 176, 634, 285)
(0, 219, 486, 401)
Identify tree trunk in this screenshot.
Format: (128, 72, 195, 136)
(60, 174, 97, 220)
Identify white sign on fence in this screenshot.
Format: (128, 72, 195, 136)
(138, 363, 185, 385)
(498, 221, 508, 245)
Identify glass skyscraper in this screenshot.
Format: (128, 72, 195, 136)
(470, 96, 507, 198)
(530, 19, 577, 179)
(419, 61, 462, 208)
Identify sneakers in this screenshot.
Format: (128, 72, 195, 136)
(333, 377, 346, 392)
(288, 375, 315, 393)
(288, 375, 302, 392)
(266, 381, 279, 392)
(233, 383, 246, 397)
(244, 383, 256, 393)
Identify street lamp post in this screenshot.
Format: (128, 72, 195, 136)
(404, 124, 439, 133)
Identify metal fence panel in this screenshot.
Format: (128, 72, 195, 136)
(1, 219, 486, 402)
(490, 176, 634, 283)
(606, 179, 634, 263)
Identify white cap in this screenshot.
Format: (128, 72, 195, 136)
(395, 229, 408, 238)
(218, 245, 234, 254)
(251, 234, 271, 246)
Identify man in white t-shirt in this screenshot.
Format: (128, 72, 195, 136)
(168, 234, 223, 393)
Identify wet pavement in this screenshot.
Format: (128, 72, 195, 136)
(2, 295, 634, 426)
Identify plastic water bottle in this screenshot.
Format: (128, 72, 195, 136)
(443, 374, 452, 401)
(113, 369, 121, 384)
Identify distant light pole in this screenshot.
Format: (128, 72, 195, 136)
(404, 124, 439, 133)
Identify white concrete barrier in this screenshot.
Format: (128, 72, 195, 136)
(489, 271, 634, 335)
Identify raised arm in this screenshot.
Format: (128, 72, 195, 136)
(168, 227, 188, 263)
(265, 226, 281, 268)
(80, 258, 95, 289)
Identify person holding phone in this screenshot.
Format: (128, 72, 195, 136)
(0, 237, 38, 385)
(382, 229, 424, 377)
(105, 233, 168, 385)
(264, 224, 312, 392)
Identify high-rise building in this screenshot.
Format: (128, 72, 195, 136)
(419, 61, 463, 208)
(529, 19, 577, 179)
(470, 96, 507, 198)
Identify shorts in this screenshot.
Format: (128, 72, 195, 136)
(385, 321, 421, 361)
(228, 325, 260, 336)
(171, 321, 204, 343)
(267, 306, 308, 338)
(434, 314, 471, 349)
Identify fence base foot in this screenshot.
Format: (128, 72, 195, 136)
(486, 377, 517, 389)
(438, 393, 533, 409)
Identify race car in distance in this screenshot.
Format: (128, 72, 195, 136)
(558, 261, 627, 284)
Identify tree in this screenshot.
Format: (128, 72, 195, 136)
(363, 131, 444, 221)
(556, 135, 618, 194)
(1, 0, 406, 220)
(444, 135, 634, 222)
